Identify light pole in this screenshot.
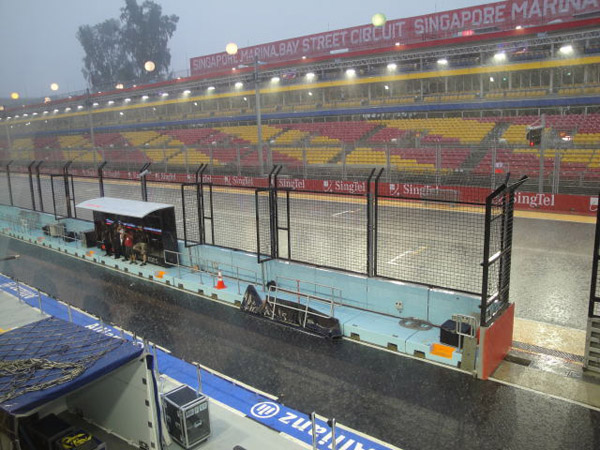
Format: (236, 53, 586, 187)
(254, 57, 265, 175)
(238, 56, 266, 174)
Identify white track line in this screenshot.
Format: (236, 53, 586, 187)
(387, 246, 427, 265)
(332, 209, 358, 217)
(489, 376, 600, 412)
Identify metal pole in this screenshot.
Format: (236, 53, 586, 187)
(4, 121, 11, 149)
(491, 140, 497, 188)
(553, 141, 561, 194)
(6, 161, 13, 206)
(67, 304, 73, 322)
(195, 363, 203, 393)
(15, 279, 22, 303)
(328, 418, 337, 450)
(86, 89, 96, 149)
(310, 412, 317, 449)
(35, 161, 44, 212)
(539, 113, 546, 194)
(254, 57, 265, 175)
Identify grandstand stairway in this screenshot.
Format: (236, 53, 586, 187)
(461, 122, 512, 172)
(358, 124, 387, 144)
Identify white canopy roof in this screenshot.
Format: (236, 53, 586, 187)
(76, 197, 173, 218)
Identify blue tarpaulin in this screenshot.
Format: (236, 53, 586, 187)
(0, 317, 143, 415)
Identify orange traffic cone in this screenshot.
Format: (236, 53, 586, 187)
(215, 270, 226, 290)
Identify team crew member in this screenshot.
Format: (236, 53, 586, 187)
(124, 229, 134, 263)
(132, 227, 149, 266)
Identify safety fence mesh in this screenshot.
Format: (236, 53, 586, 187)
(376, 196, 485, 294)
(0, 171, 11, 206)
(210, 187, 257, 253)
(287, 191, 368, 274)
(7, 173, 33, 211)
(181, 184, 202, 246)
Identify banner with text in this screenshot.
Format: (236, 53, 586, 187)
(190, 0, 600, 75)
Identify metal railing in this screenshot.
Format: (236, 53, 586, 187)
(267, 284, 336, 326)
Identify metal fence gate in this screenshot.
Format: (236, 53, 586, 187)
(480, 176, 527, 326)
(50, 174, 75, 219)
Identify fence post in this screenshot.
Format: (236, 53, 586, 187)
(6, 161, 14, 206)
(139, 162, 150, 201)
(35, 161, 44, 212)
(302, 143, 308, 179)
(98, 161, 107, 197)
(28, 161, 37, 211)
(63, 161, 73, 218)
(366, 168, 376, 277)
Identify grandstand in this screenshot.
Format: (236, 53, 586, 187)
(2, 1, 600, 194)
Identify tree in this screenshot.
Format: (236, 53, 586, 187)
(120, 0, 179, 83)
(77, 19, 134, 89)
(77, 0, 178, 90)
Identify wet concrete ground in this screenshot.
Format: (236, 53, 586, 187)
(1, 235, 600, 450)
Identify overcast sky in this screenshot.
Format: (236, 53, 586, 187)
(0, 0, 488, 98)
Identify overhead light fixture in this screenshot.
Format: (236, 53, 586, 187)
(308, 91, 313, 96)
(92, 102, 99, 107)
(207, 86, 216, 91)
(234, 82, 243, 89)
(559, 44, 574, 55)
(346, 68, 356, 77)
(387, 63, 397, 70)
(271, 76, 280, 83)
(384, 85, 390, 90)
(108, 100, 115, 105)
(225, 42, 238, 55)
(32, 112, 38, 116)
(161, 92, 169, 97)
(302, 56, 307, 60)
(115, 83, 124, 89)
(141, 95, 149, 100)
(119, 111, 124, 116)
(183, 90, 191, 95)
(437, 58, 448, 65)
(243, 97, 247, 101)
(489, 76, 495, 82)
(305, 72, 315, 80)
(65, 107, 71, 112)
(515, 25, 523, 30)
(124, 98, 131, 102)
(395, 42, 400, 46)
(493, 52, 507, 62)
(77, 105, 84, 109)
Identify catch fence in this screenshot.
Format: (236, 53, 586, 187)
(0, 161, 524, 325)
